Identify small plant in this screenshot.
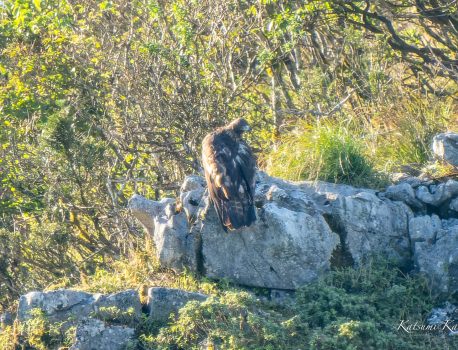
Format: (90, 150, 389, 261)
(0, 322, 19, 350)
(20, 308, 68, 350)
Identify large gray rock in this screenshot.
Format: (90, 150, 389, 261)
(17, 289, 142, 326)
(147, 287, 207, 323)
(432, 132, 458, 166)
(69, 318, 135, 350)
(132, 173, 340, 289)
(330, 191, 413, 265)
(258, 174, 413, 267)
(152, 209, 199, 272)
(414, 221, 458, 295)
(198, 197, 338, 289)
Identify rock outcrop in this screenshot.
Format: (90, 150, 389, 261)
(16, 287, 208, 349)
(130, 173, 344, 290)
(130, 169, 458, 296)
(69, 318, 135, 350)
(18, 289, 142, 325)
(147, 287, 208, 323)
(413, 220, 458, 294)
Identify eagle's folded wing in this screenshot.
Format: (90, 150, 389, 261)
(202, 132, 256, 231)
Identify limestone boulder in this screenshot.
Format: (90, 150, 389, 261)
(69, 318, 135, 350)
(147, 287, 207, 323)
(432, 132, 458, 167)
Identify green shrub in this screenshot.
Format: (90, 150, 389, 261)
(136, 258, 457, 350)
(150, 291, 307, 350)
(19, 308, 74, 350)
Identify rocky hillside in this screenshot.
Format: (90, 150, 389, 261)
(2, 133, 458, 349)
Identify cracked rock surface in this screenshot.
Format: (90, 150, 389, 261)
(18, 289, 142, 327)
(69, 318, 135, 350)
(130, 170, 458, 294)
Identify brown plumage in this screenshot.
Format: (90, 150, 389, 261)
(202, 118, 257, 231)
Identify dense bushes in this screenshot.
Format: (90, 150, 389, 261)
(135, 259, 458, 350)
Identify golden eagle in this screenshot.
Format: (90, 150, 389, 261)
(202, 118, 257, 231)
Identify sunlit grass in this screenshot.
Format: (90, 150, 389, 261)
(262, 121, 387, 188)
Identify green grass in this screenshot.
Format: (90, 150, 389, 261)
(368, 94, 457, 173)
(261, 93, 457, 189)
(262, 121, 387, 189)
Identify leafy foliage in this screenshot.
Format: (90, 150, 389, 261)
(19, 308, 75, 350)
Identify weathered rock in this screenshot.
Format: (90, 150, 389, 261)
(432, 132, 458, 166)
(415, 180, 458, 207)
(450, 198, 458, 213)
(18, 289, 95, 323)
(197, 196, 338, 289)
(197, 174, 338, 288)
(0, 312, 14, 329)
(384, 182, 424, 210)
(255, 174, 415, 267)
(154, 210, 199, 272)
(147, 287, 207, 323)
(93, 289, 143, 323)
(128, 195, 175, 234)
(427, 302, 458, 325)
(69, 318, 135, 350)
(414, 222, 458, 295)
(132, 193, 199, 272)
(179, 175, 206, 220)
(330, 191, 413, 266)
(409, 215, 442, 244)
(17, 289, 142, 326)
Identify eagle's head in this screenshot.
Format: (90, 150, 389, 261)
(227, 118, 251, 136)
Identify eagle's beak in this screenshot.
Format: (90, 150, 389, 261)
(242, 125, 252, 132)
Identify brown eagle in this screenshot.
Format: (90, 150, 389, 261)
(202, 118, 257, 231)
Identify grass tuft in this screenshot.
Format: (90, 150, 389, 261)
(262, 121, 387, 188)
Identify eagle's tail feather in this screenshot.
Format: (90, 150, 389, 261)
(212, 199, 228, 232)
(220, 199, 256, 230)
